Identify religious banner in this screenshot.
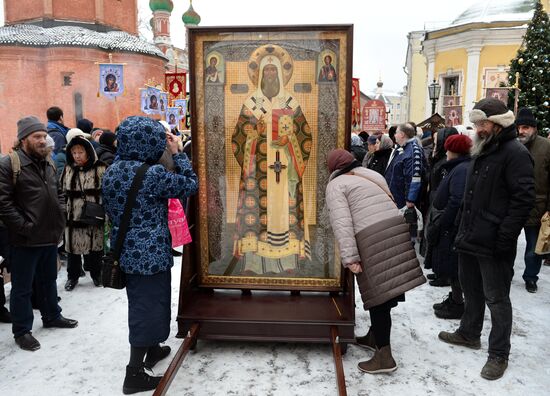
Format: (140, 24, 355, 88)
(442, 95, 460, 107)
(188, 25, 353, 290)
(444, 105, 462, 127)
(99, 64, 124, 98)
(362, 99, 386, 132)
(174, 99, 187, 118)
(484, 68, 509, 89)
(165, 72, 187, 100)
(166, 107, 180, 129)
(485, 87, 510, 106)
(159, 92, 168, 113)
(351, 78, 361, 132)
(139, 88, 150, 114)
(145, 87, 162, 114)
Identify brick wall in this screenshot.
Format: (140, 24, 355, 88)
(0, 46, 166, 153)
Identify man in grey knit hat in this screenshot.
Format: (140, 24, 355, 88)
(0, 116, 78, 352)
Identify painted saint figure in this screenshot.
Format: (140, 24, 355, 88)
(104, 74, 119, 92)
(231, 55, 313, 264)
(205, 56, 220, 83)
(318, 55, 337, 82)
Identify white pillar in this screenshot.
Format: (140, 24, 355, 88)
(465, 44, 483, 125)
(425, 52, 436, 119)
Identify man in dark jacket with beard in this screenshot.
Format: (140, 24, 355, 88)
(438, 98, 535, 380)
(515, 107, 550, 293)
(0, 116, 78, 352)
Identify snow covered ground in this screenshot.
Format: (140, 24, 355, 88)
(0, 234, 549, 396)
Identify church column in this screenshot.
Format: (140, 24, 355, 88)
(43, 0, 53, 18)
(424, 49, 436, 119)
(95, 0, 105, 26)
(465, 43, 483, 125)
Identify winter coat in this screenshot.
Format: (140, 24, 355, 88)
(61, 136, 106, 254)
(454, 125, 535, 258)
(95, 144, 116, 166)
(0, 149, 65, 247)
(523, 135, 550, 226)
(326, 166, 425, 309)
(365, 148, 392, 176)
(385, 137, 428, 208)
(102, 116, 198, 275)
(54, 150, 67, 179)
(47, 121, 69, 155)
(429, 156, 470, 278)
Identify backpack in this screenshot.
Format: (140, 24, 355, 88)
(8, 151, 56, 185)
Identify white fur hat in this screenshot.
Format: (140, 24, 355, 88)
(469, 98, 515, 128)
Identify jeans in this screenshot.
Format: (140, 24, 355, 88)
(458, 252, 514, 359)
(522, 226, 543, 283)
(10, 245, 62, 338)
(67, 251, 102, 281)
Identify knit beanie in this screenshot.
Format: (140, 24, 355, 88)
(99, 131, 117, 147)
(76, 118, 94, 134)
(515, 107, 537, 127)
(444, 134, 472, 155)
(469, 98, 515, 128)
(327, 149, 356, 173)
(17, 116, 47, 140)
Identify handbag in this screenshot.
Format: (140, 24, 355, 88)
(76, 171, 105, 226)
(101, 163, 150, 289)
(80, 201, 105, 226)
(535, 211, 550, 256)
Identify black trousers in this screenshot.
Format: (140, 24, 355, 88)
(67, 251, 102, 281)
(458, 252, 514, 359)
(369, 299, 396, 348)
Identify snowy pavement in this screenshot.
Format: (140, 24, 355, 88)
(0, 234, 549, 396)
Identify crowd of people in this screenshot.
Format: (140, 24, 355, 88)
(0, 96, 548, 393)
(0, 107, 197, 394)
(341, 98, 549, 380)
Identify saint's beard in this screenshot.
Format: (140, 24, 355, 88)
(261, 76, 280, 99)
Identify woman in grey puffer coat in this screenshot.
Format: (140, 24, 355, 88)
(325, 149, 425, 375)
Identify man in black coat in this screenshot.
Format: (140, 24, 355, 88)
(0, 116, 78, 352)
(438, 98, 535, 380)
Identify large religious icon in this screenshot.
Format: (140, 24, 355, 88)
(484, 68, 509, 89)
(189, 26, 352, 290)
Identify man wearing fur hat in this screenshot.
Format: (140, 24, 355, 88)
(0, 116, 78, 352)
(438, 98, 535, 380)
(516, 107, 550, 293)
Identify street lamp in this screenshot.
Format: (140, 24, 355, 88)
(428, 79, 441, 115)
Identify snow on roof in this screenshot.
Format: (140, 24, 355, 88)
(451, 0, 535, 26)
(0, 24, 168, 59)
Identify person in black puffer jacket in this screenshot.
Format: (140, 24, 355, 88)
(429, 135, 472, 319)
(439, 98, 535, 381)
(95, 131, 117, 166)
(363, 134, 394, 176)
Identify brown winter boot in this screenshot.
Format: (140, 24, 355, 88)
(480, 356, 508, 380)
(357, 345, 397, 374)
(355, 328, 376, 351)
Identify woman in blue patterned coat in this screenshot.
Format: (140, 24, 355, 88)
(102, 116, 198, 394)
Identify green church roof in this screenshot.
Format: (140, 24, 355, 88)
(149, 0, 174, 13)
(182, 1, 201, 26)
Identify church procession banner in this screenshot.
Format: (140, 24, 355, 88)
(99, 64, 124, 98)
(165, 72, 187, 100)
(351, 78, 361, 131)
(485, 87, 510, 106)
(188, 25, 353, 290)
(443, 95, 462, 126)
(361, 99, 386, 132)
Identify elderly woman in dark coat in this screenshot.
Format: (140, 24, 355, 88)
(102, 117, 198, 394)
(429, 134, 472, 319)
(325, 149, 425, 374)
(61, 136, 107, 291)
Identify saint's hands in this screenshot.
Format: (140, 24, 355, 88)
(348, 262, 362, 274)
(272, 136, 289, 146)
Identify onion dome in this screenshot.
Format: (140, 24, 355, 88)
(149, 0, 174, 13)
(452, 0, 534, 26)
(182, 1, 201, 26)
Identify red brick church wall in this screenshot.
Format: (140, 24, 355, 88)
(4, 0, 138, 35)
(0, 46, 165, 153)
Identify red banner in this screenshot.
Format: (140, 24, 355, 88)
(351, 78, 361, 132)
(444, 105, 462, 127)
(485, 87, 509, 106)
(165, 72, 187, 102)
(362, 99, 386, 132)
